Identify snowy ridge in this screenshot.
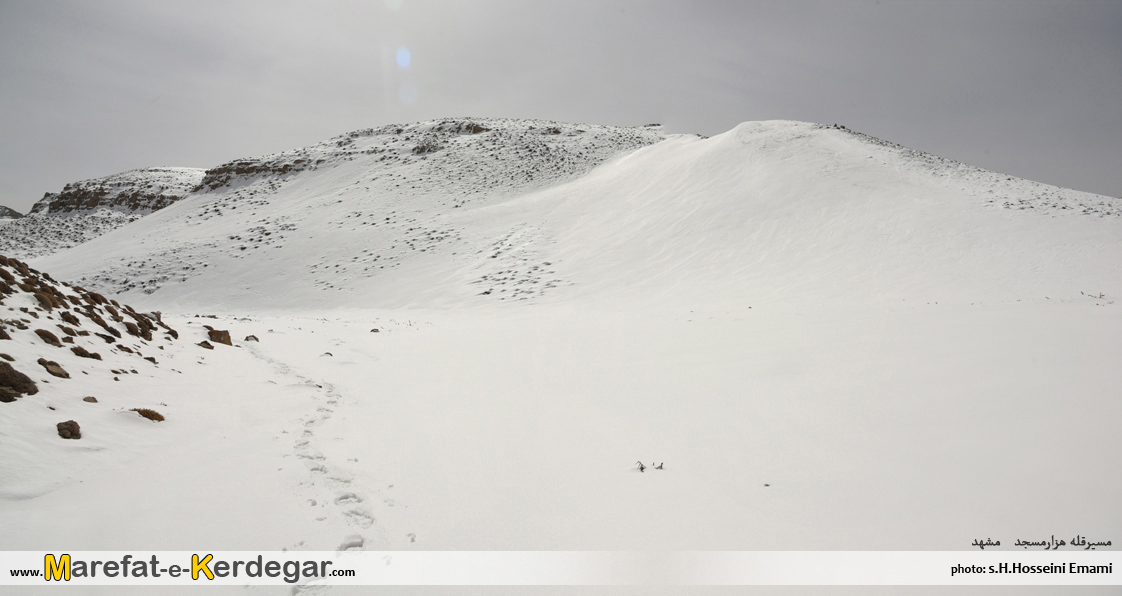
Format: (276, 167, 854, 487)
(34, 118, 666, 304)
(30, 119, 1122, 312)
(827, 124, 1122, 217)
(0, 168, 205, 259)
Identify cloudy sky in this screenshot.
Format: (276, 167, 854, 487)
(1, 0, 1119, 213)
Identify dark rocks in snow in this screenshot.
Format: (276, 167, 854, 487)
(0, 361, 38, 397)
(37, 358, 69, 378)
(83, 396, 98, 403)
(0, 205, 23, 219)
(34, 328, 63, 347)
(131, 408, 164, 422)
(70, 346, 102, 360)
(60, 311, 81, 327)
(0, 353, 13, 361)
(244, 335, 259, 342)
(0, 327, 9, 340)
(197, 340, 214, 349)
(207, 329, 232, 346)
(56, 420, 81, 439)
(94, 333, 116, 344)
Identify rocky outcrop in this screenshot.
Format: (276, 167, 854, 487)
(1, 168, 205, 259)
(0, 254, 182, 406)
(0, 206, 22, 219)
(28, 168, 205, 216)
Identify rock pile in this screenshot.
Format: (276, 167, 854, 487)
(0, 254, 181, 405)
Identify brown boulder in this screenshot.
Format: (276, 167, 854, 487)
(0, 361, 38, 395)
(0, 353, 12, 361)
(197, 340, 214, 349)
(0, 387, 18, 403)
(37, 358, 69, 378)
(83, 396, 98, 403)
(0, 327, 9, 340)
(70, 346, 102, 360)
(57, 420, 81, 439)
(34, 328, 62, 347)
(207, 329, 232, 346)
(60, 311, 81, 326)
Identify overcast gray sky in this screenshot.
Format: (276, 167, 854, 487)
(1, 0, 1119, 213)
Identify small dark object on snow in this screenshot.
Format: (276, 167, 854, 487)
(83, 396, 98, 403)
(37, 358, 69, 378)
(70, 346, 102, 360)
(197, 341, 214, 350)
(636, 461, 646, 473)
(144, 356, 157, 364)
(654, 462, 664, 470)
(34, 328, 62, 347)
(57, 420, 80, 439)
(244, 335, 259, 342)
(131, 408, 164, 422)
(207, 329, 232, 346)
(370, 328, 380, 333)
(0, 353, 12, 361)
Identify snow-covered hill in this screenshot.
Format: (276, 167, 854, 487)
(0, 206, 22, 220)
(30, 119, 1121, 312)
(0, 167, 205, 259)
(3, 119, 1120, 594)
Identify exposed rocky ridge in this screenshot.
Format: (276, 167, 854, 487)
(0, 206, 22, 220)
(48, 118, 667, 299)
(197, 117, 664, 202)
(0, 168, 205, 259)
(29, 167, 205, 216)
(0, 254, 181, 404)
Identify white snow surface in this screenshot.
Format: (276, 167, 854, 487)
(3, 119, 1121, 595)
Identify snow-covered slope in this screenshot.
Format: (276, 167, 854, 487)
(0, 167, 205, 259)
(3, 120, 1120, 595)
(31, 120, 1121, 312)
(0, 206, 22, 220)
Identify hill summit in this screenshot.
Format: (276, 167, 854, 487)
(24, 118, 1122, 312)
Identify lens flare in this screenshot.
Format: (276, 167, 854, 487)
(396, 47, 411, 69)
